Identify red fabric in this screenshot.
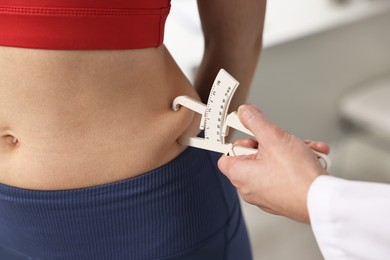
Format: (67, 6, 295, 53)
(0, 0, 170, 50)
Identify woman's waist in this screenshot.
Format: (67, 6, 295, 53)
(0, 102, 201, 190)
(0, 71, 203, 190)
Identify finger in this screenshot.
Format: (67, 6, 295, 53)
(217, 155, 237, 178)
(237, 104, 288, 146)
(233, 138, 258, 149)
(218, 155, 253, 178)
(304, 140, 330, 155)
(218, 155, 258, 188)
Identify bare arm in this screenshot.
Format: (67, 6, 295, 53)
(195, 0, 266, 110)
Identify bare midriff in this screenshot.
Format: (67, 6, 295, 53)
(0, 45, 201, 190)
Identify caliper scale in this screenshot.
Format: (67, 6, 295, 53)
(172, 69, 330, 168)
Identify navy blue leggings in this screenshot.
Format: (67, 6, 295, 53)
(0, 148, 252, 260)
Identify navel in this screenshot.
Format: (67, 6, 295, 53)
(2, 133, 20, 149)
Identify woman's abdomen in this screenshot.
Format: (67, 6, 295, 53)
(0, 45, 201, 190)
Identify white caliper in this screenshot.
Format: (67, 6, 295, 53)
(172, 69, 330, 169)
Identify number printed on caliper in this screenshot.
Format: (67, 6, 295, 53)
(204, 70, 239, 143)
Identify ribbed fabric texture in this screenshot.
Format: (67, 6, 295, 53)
(0, 0, 170, 50)
(0, 148, 249, 260)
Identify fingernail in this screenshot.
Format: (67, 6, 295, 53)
(238, 104, 248, 114)
(238, 104, 260, 118)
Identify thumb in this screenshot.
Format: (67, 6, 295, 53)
(238, 104, 283, 145)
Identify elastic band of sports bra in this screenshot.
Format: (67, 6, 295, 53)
(0, 5, 169, 17)
(0, 3, 171, 50)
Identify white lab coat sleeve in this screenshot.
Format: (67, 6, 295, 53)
(307, 175, 390, 260)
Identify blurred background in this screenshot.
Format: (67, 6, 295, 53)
(165, 0, 390, 259)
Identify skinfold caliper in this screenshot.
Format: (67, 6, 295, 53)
(172, 69, 330, 169)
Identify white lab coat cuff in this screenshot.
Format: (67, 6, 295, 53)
(308, 175, 390, 260)
(307, 175, 347, 259)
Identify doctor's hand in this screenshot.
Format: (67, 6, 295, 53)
(218, 105, 329, 223)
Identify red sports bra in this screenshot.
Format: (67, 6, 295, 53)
(0, 0, 171, 50)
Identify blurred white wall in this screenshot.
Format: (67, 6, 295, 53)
(248, 11, 390, 142)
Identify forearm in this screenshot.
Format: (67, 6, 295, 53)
(194, 0, 266, 110)
(194, 42, 261, 110)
